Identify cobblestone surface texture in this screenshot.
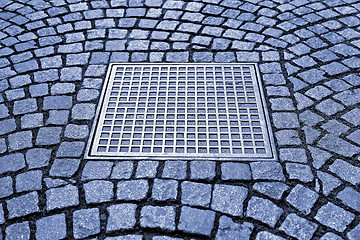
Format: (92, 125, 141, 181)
(0, 0, 360, 239)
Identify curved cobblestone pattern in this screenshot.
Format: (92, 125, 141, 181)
(0, 0, 359, 239)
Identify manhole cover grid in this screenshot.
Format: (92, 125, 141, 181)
(86, 63, 276, 160)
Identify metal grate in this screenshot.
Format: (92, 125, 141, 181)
(86, 63, 276, 160)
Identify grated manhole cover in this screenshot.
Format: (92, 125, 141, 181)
(86, 63, 276, 160)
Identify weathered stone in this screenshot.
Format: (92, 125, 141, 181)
(73, 208, 100, 239)
(140, 206, 176, 230)
(178, 206, 215, 236)
(211, 184, 247, 216)
(247, 197, 283, 227)
(107, 204, 137, 231)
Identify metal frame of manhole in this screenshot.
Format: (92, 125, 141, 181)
(85, 63, 277, 161)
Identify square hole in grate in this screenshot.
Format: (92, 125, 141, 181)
(86, 63, 276, 160)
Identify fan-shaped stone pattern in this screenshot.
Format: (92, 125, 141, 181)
(0, 0, 360, 239)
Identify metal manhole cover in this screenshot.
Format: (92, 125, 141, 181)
(86, 63, 276, 160)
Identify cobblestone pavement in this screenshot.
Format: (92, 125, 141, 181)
(0, 0, 360, 239)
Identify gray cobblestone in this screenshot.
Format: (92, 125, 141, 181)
(16, 170, 42, 192)
(44, 96, 72, 110)
(253, 182, 289, 200)
(317, 171, 342, 196)
(46, 184, 79, 210)
(348, 224, 360, 240)
(286, 184, 318, 215)
(107, 204, 137, 231)
(136, 161, 158, 178)
(190, 161, 215, 180)
(117, 180, 148, 200)
(178, 206, 215, 236)
(72, 103, 95, 120)
(50, 158, 81, 177)
(286, 163, 314, 182)
(36, 214, 66, 240)
(212, 184, 247, 216)
(73, 208, 100, 239)
(152, 179, 178, 201)
(8, 131, 33, 151)
(162, 161, 187, 179)
(111, 161, 133, 179)
(247, 197, 283, 227)
(6, 222, 30, 240)
(64, 124, 89, 139)
(221, 162, 251, 180)
(0, 176, 13, 199)
(13, 98, 37, 115)
(216, 216, 253, 240)
(26, 148, 51, 169)
(336, 187, 360, 212)
(181, 181, 211, 207)
(315, 202, 354, 232)
(7, 192, 39, 218)
(280, 214, 317, 240)
(140, 206, 176, 230)
(82, 161, 114, 180)
(0, 138, 6, 154)
(5, 89, 25, 101)
(46, 110, 69, 125)
(60, 67, 82, 82)
(251, 162, 285, 181)
(275, 130, 302, 145)
(36, 127, 62, 145)
(84, 180, 114, 203)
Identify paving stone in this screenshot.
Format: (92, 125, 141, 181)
(216, 216, 253, 240)
(308, 146, 331, 169)
(193, 52, 213, 62)
(7, 192, 39, 218)
(286, 163, 314, 183)
(255, 231, 285, 240)
(298, 69, 325, 84)
(319, 233, 343, 240)
(21, 113, 43, 129)
(221, 162, 251, 180)
(347, 223, 360, 240)
(247, 197, 283, 227)
(253, 182, 289, 200)
(107, 204, 137, 231)
(117, 180, 148, 200)
(215, 52, 235, 62)
(0, 138, 6, 154)
(64, 124, 89, 139)
(140, 206, 176, 230)
(26, 148, 51, 169)
(82, 161, 114, 180)
(73, 208, 100, 239)
(152, 179, 178, 201)
(136, 161, 159, 178)
(181, 181, 211, 207)
(36, 214, 66, 240)
(76, 89, 99, 102)
(286, 184, 318, 215)
(84, 180, 114, 203)
(0, 118, 16, 135)
(336, 187, 360, 212)
(315, 202, 355, 232)
(317, 171, 342, 196)
(166, 52, 189, 62)
(178, 206, 215, 236)
(334, 88, 360, 106)
(280, 214, 317, 240)
(72, 103, 95, 120)
(46, 184, 79, 210)
(106, 236, 142, 240)
(5, 89, 25, 102)
(56, 141, 85, 157)
(318, 135, 359, 158)
(341, 109, 360, 126)
(8, 131, 32, 151)
(162, 161, 187, 179)
(272, 112, 299, 129)
(110, 161, 133, 179)
(0, 176, 13, 199)
(275, 130, 302, 145)
(6, 222, 30, 240)
(13, 98, 37, 115)
(36, 127, 62, 145)
(190, 161, 215, 180)
(211, 184, 247, 216)
(279, 148, 307, 163)
(16, 170, 42, 192)
(50, 158, 81, 177)
(250, 162, 285, 181)
(43, 96, 72, 110)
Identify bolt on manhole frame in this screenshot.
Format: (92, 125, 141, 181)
(85, 63, 277, 161)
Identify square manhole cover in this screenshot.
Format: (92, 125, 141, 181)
(86, 63, 276, 160)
